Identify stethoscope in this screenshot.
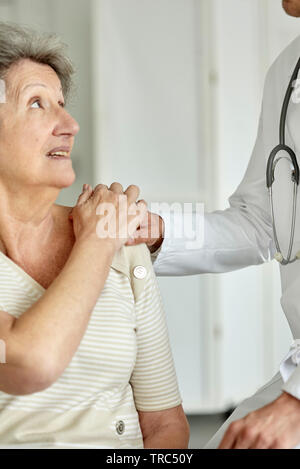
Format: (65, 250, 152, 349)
(266, 57, 300, 265)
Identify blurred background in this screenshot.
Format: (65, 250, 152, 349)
(1, 0, 299, 448)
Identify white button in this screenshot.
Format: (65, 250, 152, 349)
(133, 265, 147, 279)
(116, 420, 125, 435)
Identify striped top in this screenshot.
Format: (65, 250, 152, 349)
(0, 244, 182, 449)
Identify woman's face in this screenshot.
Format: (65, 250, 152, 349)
(0, 59, 80, 190)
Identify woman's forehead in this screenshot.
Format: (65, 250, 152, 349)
(6, 59, 62, 99)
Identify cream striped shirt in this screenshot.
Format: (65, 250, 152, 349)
(0, 244, 182, 448)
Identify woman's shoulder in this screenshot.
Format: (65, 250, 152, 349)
(111, 243, 152, 278)
(111, 244, 153, 302)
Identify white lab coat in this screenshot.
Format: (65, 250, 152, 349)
(153, 34, 300, 449)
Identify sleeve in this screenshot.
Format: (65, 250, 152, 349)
(149, 244, 162, 264)
(151, 102, 276, 276)
(280, 340, 300, 399)
(129, 266, 182, 412)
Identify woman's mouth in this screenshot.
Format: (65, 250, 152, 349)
(45, 151, 70, 160)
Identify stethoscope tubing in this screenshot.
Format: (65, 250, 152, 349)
(266, 56, 300, 265)
(280, 56, 300, 147)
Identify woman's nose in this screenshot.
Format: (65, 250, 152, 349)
(53, 108, 80, 137)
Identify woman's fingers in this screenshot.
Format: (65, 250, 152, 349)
(92, 184, 108, 196)
(69, 184, 92, 220)
(124, 185, 140, 205)
(76, 184, 92, 205)
(109, 182, 124, 194)
(76, 183, 139, 203)
(91, 183, 139, 206)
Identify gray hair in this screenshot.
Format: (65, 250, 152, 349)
(0, 21, 75, 102)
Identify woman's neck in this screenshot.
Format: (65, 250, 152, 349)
(0, 204, 57, 260)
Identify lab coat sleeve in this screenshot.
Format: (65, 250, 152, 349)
(280, 341, 300, 400)
(152, 104, 276, 276)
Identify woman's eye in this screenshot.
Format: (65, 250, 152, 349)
(30, 100, 41, 109)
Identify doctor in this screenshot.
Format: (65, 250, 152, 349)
(128, 0, 300, 449)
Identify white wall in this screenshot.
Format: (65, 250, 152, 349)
(92, 0, 206, 203)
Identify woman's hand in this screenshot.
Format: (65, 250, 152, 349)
(218, 391, 300, 449)
(69, 183, 147, 252)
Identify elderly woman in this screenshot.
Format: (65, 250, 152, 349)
(0, 22, 189, 449)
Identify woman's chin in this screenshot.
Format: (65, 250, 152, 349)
(48, 169, 76, 189)
(60, 174, 76, 188)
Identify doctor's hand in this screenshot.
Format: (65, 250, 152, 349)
(126, 210, 165, 253)
(218, 391, 300, 449)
